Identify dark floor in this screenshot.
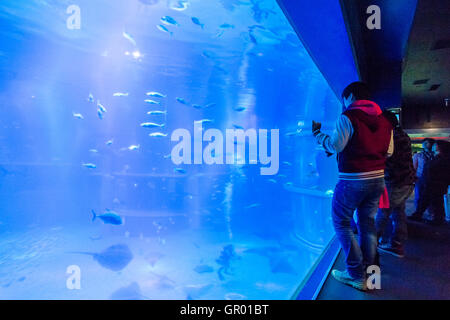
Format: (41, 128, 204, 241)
(317, 199, 450, 300)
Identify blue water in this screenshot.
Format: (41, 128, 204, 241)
(0, 0, 342, 299)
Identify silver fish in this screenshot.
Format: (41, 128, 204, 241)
(174, 167, 186, 174)
(123, 31, 137, 46)
(147, 110, 167, 115)
(161, 16, 179, 26)
(170, 0, 189, 11)
(113, 92, 129, 97)
(176, 97, 189, 105)
(194, 119, 214, 124)
(156, 24, 173, 35)
(233, 106, 246, 112)
(146, 92, 166, 98)
(144, 99, 161, 105)
(128, 145, 140, 150)
(73, 112, 84, 120)
(149, 132, 168, 137)
(82, 163, 97, 169)
(141, 122, 165, 128)
(97, 101, 107, 113)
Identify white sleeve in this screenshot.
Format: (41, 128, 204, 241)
(315, 115, 353, 154)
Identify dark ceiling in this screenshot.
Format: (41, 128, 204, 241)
(402, 0, 450, 109)
(340, 0, 418, 109)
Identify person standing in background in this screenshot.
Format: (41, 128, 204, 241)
(416, 140, 450, 225)
(409, 138, 435, 221)
(376, 111, 415, 258)
(312, 82, 393, 291)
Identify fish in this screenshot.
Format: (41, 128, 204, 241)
(123, 31, 137, 46)
(140, 122, 165, 128)
(128, 144, 140, 150)
(69, 244, 133, 272)
(91, 209, 123, 225)
(194, 119, 214, 124)
(147, 110, 167, 115)
(191, 17, 204, 29)
(245, 203, 261, 209)
(194, 264, 214, 274)
(216, 244, 239, 281)
(225, 293, 246, 300)
(244, 246, 297, 275)
(73, 112, 84, 120)
(113, 92, 129, 97)
(269, 256, 297, 275)
(232, 124, 244, 129)
(110, 282, 148, 300)
(88, 93, 94, 103)
(97, 109, 104, 119)
(149, 132, 168, 137)
(146, 92, 166, 98)
(156, 24, 173, 35)
(204, 103, 216, 108)
(173, 168, 186, 174)
(170, 0, 189, 11)
(144, 99, 161, 105)
(176, 97, 189, 105)
(192, 104, 202, 109)
(82, 163, 97, 169)
(97, 101, 107, 113)
(161, 16, 179, 26)
(106, 139, 113, 146)
(233, 106, 246, 112)
(283, 161, 292, 166)
(219, 23, 234, 29)
(89, 149, 99, 153)
(268, 179, 277, 183)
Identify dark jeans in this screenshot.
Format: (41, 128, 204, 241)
(414, 178, 424, 210)
(332, 178, 385, 280)
(414, 180, 446, 223)
(376, 184, 414, 246)
(414, 177, 432, 217)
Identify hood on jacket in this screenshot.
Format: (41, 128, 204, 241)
(347, 100, 385, 132)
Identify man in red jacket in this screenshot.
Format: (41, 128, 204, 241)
(312, 82, 393, 291)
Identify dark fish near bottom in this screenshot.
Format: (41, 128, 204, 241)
(110, 282, 150, 300)
(68, 244, 133, 272)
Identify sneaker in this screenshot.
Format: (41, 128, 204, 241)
(331, 269, 367, 291)
(378, 243, 405, 258)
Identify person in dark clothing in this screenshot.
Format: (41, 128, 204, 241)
(409, 138, 435, 220)
(416, 140, 450, 225)
(375, 111, 415, 258)
(312, 82, 393, 291)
